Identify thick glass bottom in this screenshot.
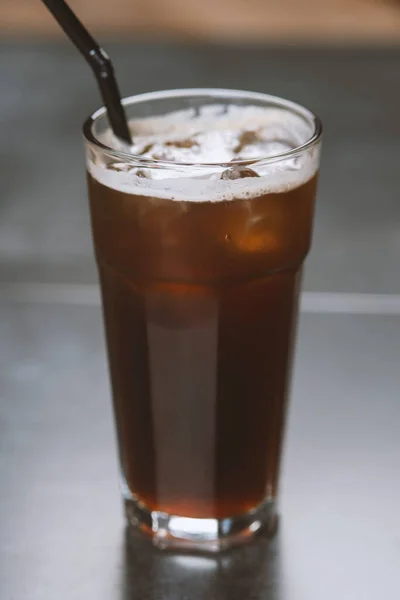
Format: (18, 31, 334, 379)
(124, 496, 278, 551)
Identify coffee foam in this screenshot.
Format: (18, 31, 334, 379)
(87, 105, 319, 202)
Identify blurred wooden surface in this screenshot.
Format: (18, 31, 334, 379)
(2, 0, 400, 41)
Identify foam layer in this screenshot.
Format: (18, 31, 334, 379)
(88, 104, 319, 202)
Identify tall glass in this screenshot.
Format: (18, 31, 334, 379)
(83, 89, 322, 550)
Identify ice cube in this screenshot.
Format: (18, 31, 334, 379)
(108, 162, 133, 172)
(233, 130, 260, 154)
(220, 166, 259, 180)
(164, 139, 198, 149)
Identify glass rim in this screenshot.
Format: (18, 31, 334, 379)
(83, 88, 323, 169)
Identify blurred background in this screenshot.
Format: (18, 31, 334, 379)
(2, 0, 400, 42)
(1, 2, 400, 600)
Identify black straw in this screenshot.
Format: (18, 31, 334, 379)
(41, 0, 132, 145)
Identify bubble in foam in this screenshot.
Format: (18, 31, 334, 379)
(88, 104, 319, 202)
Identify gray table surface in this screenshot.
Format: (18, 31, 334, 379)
(1, 42, 400, 600)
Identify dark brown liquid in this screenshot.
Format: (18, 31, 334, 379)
(87, 173, 318, 518)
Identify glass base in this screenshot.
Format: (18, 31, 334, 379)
(124, 497, 278, 551)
